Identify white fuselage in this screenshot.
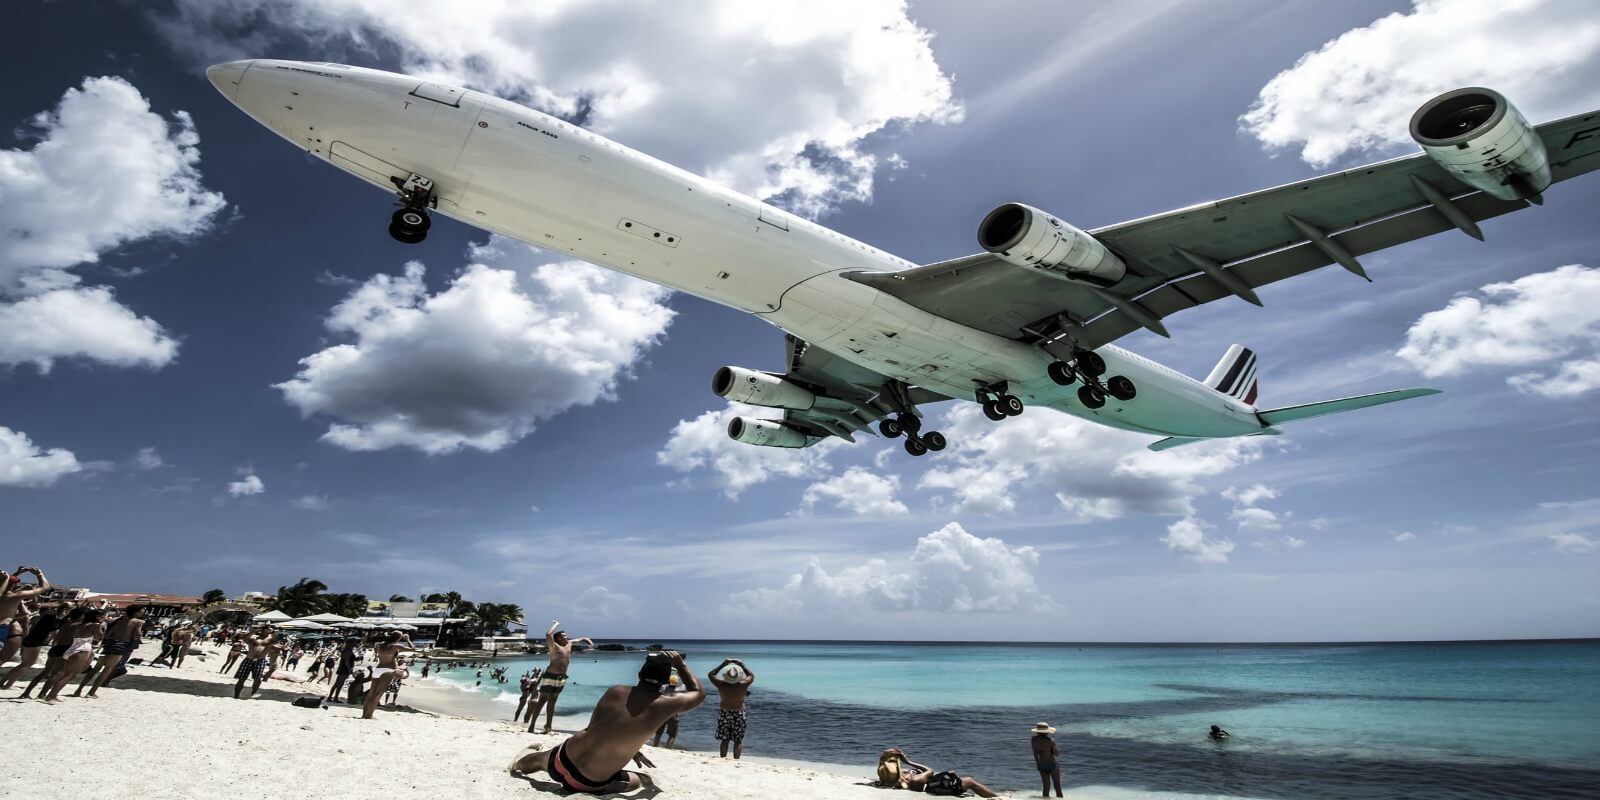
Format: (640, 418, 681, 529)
(210, 60, 1266, 439)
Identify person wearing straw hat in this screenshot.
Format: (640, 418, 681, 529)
(1031, 721, 1062, 797)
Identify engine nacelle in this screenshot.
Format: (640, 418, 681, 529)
(727, 417, 812, 448)
(1411, 87, 1551, 202)
(712, 366, 815, 410)
(977, 202, 1126, 286)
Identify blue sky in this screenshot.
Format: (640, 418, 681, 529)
(2, 0, 1596, 641)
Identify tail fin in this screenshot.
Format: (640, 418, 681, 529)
(1204, 344, 1259, 406)
(1256, 388, 1441, 426)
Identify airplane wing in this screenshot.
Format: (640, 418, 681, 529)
(845, 109, 1600, 350)
(766, 335, 951, 443)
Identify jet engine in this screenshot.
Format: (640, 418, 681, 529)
(727, 417, 812, 448)
(1411, 87, 1551, 202)
(977, 202, 1126, 286)
(712, 366, 815, 410)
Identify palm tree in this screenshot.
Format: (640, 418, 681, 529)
(201, 588, 227, 605)
(325, 592, 368, 619)
(274, 577, 329, 617)
(423, 593, 447, 603)
(388, 594, 413, 603)
(468, 603, 525, 637)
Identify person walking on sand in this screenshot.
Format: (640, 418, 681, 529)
(709, 658, 755, 759)
(74, 605, 146, 698)
(650, 673, 682, 749)
(507, 651, 705, 794)
(362, 631, 414, 719)
(0, 566, 51, 668)
(18, 604, 86, 698)
(1, 600, 60, 689)
(1031, 722, 1063, 797)
(40, 607, 102, 702)
(220, 636, 245, 674)
(233, 628, 277, 699)
(514, 670, 536, 721)
(327, 640, 356, 702)
(525, 620, 593, 734)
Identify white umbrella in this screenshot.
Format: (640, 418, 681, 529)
(331, 621, 363, 629)
(298, 613, 356, 624)
(395, 624, 418, 631)
(278, 620, 331, 630)
(253, 610, 291, 622)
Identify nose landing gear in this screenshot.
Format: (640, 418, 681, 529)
(387, 174, 436, 244)
(1047, 350, 1136, 409)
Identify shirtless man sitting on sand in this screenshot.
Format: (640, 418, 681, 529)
(362, 631, 414, 719)
(509, 650, 705, 795)
(525, 619, 593, 733)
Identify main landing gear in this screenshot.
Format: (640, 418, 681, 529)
(1047, 350, 1136, 410)
(387, 174, 436, 244)
(877, 413, 946, 457)
(977, 385, 1026, 422)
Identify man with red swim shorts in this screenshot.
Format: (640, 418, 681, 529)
(507, 650, 705, 794)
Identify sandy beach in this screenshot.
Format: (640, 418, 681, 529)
(0, 640, 938, 800)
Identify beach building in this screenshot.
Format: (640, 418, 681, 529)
(231, 591, 273, 609)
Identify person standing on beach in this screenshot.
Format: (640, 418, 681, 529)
(508, 651, 704, 794)
(233, 628, 277, 699)
(708, 658, 755, 759)
(0, 566, 51, 668)
(327, 640, 356, 702)
(650, 673, 682, 749)
(525, 620, 593, 734)
(361, 631, 413, 719)
(1031, 722, 1063, 797)
(18, 604, 86, 698)
(514, 670, 536, 721)
(74, 605, 146, 698)
(220, 637, 245, 674)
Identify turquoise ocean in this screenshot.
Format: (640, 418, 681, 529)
(420, 640, 1600, 798)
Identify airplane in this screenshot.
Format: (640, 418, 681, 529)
(207, 60, 1600, 456)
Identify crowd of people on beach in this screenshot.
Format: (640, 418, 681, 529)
(4, 566, 1243, 797)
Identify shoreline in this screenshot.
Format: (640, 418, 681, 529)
(3, 641, 951, 799)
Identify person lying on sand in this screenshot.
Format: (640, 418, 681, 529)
(508, 650, 705, 795)
(876, 748, 1000, 798)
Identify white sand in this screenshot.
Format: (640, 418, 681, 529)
(0, 641, 948, 800)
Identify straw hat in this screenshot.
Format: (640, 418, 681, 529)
(1031, 722, 1056, 734)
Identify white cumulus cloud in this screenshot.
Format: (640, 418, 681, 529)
(293, 494, 330, 511)
(573, 585, 641, 619)
(730, 522, 1054, 615)
(154, 0, 961, 218)
(917, 404, 1267, 519)
(657, 402, 839, 498)
(133, 447, 165, 470)
(799, 467, 909, 516)
(1241, 0, 1600, 166)
(1549, 532, 1597, 554)
(277, 241, 674, 454)
(1396, 265, 1600, 397)
(1230, 506, 1283, 532)
(1222, 484, 1279, 507)
(0, 425, 82, 488)
(0, 76, 224, 369)
(1395, 531, 1418, 542)
(227, 473, 265, 497)
(1162, 518, 1235, 564)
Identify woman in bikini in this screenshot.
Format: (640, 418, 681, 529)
(17, 605, 85, 698)
(361, 631, 413, 719)
(40, 607, 103, 701)
(0, 600, 58, 689)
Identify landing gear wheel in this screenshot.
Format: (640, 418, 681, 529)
(999, 394, 1025, 416)
(982, 402, 1008, 422)
(388, 223, 426, 245)
(392, 207, 432, 233)
(1078, 384, 1107, 409)
(922, 431, 947, 451)
(897, 414, 922, 434)
(904, 437, 929, 457)
(879, 419, 904, 439)
(1075, 351, 1106, 378)
(1047, 360, 1078, 386)
(1106, 375, 1137, 401)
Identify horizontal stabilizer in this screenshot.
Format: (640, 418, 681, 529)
(1257, 388, 1441, 426)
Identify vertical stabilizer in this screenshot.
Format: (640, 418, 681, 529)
(1204, 345, 1259, 406)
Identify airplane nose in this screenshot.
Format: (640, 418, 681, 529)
(206, 60, 253, 100)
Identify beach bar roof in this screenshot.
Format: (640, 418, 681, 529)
(298, 613, 356, 623)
